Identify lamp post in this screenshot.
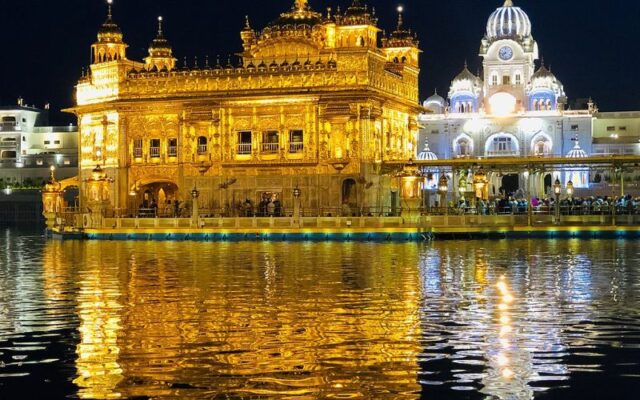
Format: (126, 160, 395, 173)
(473, 169, 487, 214)
(553, 178, 562, 222)
(438, 175, 448, 215)
(566, 180, 574, 216)
(191, 186, 200, 226)
(293, 185, 301, 224)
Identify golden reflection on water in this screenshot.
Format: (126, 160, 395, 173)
(43, 241, 424, 399)
(31, 239, 640, 399)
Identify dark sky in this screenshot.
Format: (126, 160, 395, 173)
(0, 0, 638, 124)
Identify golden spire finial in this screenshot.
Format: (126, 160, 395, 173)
(157, 16, 163, 36)
(107, 0, 113, 19)
(244, 15, 251, 30)
(503, 0, 514, 7)
(294, 0, 308, 11)
(396, 5, 404, 30)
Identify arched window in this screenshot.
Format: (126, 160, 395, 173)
(485, 133, 519, 157)
(393, 57, 399, 63)
(356, 36, 364, 47)
(459, 140, 469, 156)
(531, 133, 553, 156)
(401, 56, 407, 63)
(546, 100, 552, 111)
(197, 136, 208, 154)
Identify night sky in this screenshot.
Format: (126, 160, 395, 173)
(0, 0, 638, 124)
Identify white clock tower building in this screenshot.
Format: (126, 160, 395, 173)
(480, 0, 538, 115)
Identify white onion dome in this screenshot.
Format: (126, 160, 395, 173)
(566, 140, 588, 158)
(486, 0, 532, 41)
(423, 90, 446, 113)
(417, 141, 438, 161)
(528, 63, 566, 99)
(449, 64, 483, 97)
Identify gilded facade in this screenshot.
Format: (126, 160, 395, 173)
(67, 0, 422, 216)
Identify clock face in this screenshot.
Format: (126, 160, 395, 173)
(499, 46, 513, 61)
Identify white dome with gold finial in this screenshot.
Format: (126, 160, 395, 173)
(486, 0, 532, 41)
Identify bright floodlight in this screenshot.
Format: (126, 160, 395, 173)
(158, 16, 163, 22)
(397, 5, 404, 13)
(489, 92, 517, 116)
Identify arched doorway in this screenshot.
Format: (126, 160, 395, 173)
(341, 179, 357, 215)
(544, 174, 552, 195)
(133, 179, 179, 216)
(501, 174, 519, 197)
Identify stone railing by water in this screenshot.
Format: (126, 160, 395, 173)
(53, 207, 640, 233)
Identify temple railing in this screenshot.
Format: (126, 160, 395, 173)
(51, 206, 640, 231)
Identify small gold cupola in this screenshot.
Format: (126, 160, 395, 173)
(145, 16, 176, 71)
(381, 6, 420, 68)
(92, 0, 128, 64)
(240, 16, 256, 53)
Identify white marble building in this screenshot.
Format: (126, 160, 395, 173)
(0, 100, 78, 185)
(418, 0, 608, 197)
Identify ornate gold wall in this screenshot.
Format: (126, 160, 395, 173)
(67, 1, 422, 214)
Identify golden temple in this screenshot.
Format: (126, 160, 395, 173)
(65, 0, 422, 217)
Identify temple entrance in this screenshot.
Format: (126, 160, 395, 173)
(257, 191, 282, 217)
(134, 180, 179, 216)
(544, 174, 552, 195)
(341, 179, 357, 215)
(501, 174, 519, 197)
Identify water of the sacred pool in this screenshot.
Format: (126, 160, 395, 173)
(1, 230, 639, 399)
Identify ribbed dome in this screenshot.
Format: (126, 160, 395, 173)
(566, 140, 588, 158)
(149, 18, 172, 56)
(97, 2, 123, 42)
(266, 0, 322, 30)
(424, 91, 445, 107)
(339, 0, 378, 26)
(486, 0, 532, 41)
(453, 64, 479, 83)
(532, 64, 554, 80)
(417, 141, 438, 161)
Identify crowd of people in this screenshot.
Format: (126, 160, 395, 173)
(448, 194, 640, 216)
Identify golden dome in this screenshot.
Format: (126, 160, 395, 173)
(149, 17, 173, 57)
(97, 1, 124, 43)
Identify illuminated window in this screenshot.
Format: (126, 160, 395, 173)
(237, 131, 252, 154)
(492, 74, 498, 86)
(197, 136, 208, 154)
(289, 130, 304, 153)
(133, 139, 143, 158)
(457, 139, 470, 156)
(515, 74, 521, 85)
(150, 139, 161, 158)
(168, 138, 178, 157)
(262, 131, 279, 153)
